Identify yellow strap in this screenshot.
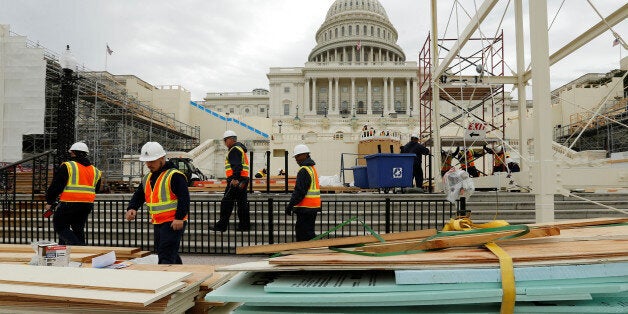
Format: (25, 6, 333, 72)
(442, 217, 510, 231)
(485, 242, 515, 314)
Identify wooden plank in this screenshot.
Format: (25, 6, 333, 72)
(236, 229, 437, 254)
(360, 226, 559, 253)
(528, 217, 628, 229)
(0, 252, 99, 263)
(269, 238, 628, 266)
(0, 281, 186, 307)
(0, 244, 140, 255)
(0, 264, 192, 293)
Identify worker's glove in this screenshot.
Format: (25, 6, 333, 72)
(43, 204, 55, 218)
(43, 208, 54, 218)
(284, 206, 293, 216)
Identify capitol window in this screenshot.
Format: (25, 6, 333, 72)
(363, 25, 367, 34)
(373, 87, 379, 92)
(395, 86, 401, 92)
(342, 87, 348, 92)
(342, 26, 345, 36)
(284, 87, 290, 93)
(334, 131, 344, 140)
(371, 26, 374, 36)
(377, 28, 380, 37)
(356, 25, 359, 35)
(245, 108, 250, 114)
(349, 26, 352, 36)
(358, 87, 364, 92)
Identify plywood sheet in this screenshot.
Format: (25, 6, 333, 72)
(270, 239, 628, 266)
(0, 281, 186, 306)
(236, 229, 437, 255)
(0, 252, 98, 263)
(0, 264, 191, 293)
(360, 226, 559, 253)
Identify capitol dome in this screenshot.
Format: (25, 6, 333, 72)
(309, 0, 405, 62)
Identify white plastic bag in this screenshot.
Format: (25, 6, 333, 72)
(443, 169, 475, 203)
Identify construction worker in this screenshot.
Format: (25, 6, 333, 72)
(255, 168, 267, 178)
(441, 147, 460, 176)
(125, 142, 189, 264)
(401, 134, 430, 190)
(484, 145, 508, 174)
(285, 144, 321, 241)
(455, 147, 485, 177)
(45, 141, 102, 245)
(278, 168, 286, 176)
(210, 130, 251, 232)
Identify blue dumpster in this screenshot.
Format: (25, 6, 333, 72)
(351, 166, 369, 188)
(365, 153, 415, 189)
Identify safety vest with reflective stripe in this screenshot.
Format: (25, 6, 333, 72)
(459, 150, 475, 169)
(59, 161, 101, 203)
(493, 152, 507, 167)
(142, 168, 188, 224)
(224, 146, 250, 178)
(441, 155, 455, 172)
(296, 166, 321, 208)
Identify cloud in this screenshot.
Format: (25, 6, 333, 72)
(0, 0, 625, 101)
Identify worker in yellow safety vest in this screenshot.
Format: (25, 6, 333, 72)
(440, 147, 460, 176)
(455, 147, 485, 177)
(210, 130, 251, 232)
(285, 144, 321, 241)
(484, 145, 509, 174)
(255, 168, 267, 178)
(125, 142, 189, 264)
(45, 141, 102, 245)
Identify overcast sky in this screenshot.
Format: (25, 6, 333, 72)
(1, 0, 625, 100)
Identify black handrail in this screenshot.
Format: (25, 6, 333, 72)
(0, 150, 56, 172)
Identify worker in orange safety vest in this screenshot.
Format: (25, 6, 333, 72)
(45, 141, 102, 245)
(125, 142, 189, 264)
(285, 144, 321, 241)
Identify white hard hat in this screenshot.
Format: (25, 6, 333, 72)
(496, 145, 503, 153)
(411, 133, 419, 139)
(223, 130, 237, 139)
(293, 144, 310, 157)
(506, 157, 514, 164)
(69, 142, 89, 153)
(139, 142, 166, 161)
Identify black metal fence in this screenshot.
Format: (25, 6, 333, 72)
(1, 197, 457, 254)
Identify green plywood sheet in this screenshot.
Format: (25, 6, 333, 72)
(395, 262, 628, 284)
(234, 295, 628, 314)
(205, 272, 611, 307)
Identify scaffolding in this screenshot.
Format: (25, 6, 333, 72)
(555, 97, 628, 154)
(417, 31, 506, 143)
(21, 42, 200, 183)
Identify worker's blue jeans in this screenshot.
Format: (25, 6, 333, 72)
(154, 221, 186, 264)
(52, 202, 93, 245)
(294, 207, 319, 242)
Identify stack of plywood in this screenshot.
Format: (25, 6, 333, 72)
(207, 217, 628, 313)
(0, 244, 150, 263)
(0, 263, 220, 313)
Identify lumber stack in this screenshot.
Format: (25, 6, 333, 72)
(0, 244, 150, 263)
(0, 263, 227, 313)
(207, 217, 628, 313)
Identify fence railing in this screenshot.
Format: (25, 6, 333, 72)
(0, 197, 457, 254)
